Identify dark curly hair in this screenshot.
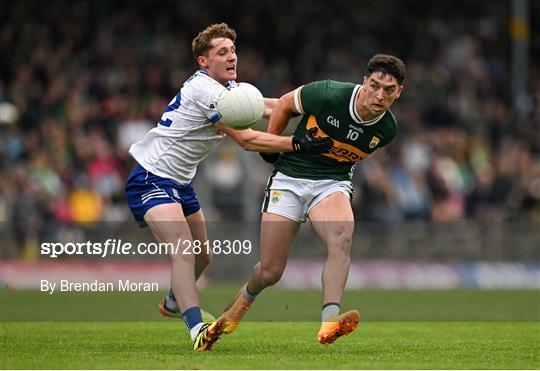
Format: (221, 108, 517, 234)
(366, 54, 406, 84)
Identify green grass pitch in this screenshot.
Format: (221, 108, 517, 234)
(1, 286, 539, 369)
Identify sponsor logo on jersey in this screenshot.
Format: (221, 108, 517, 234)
(327, 116, 340, 128)
(327, 147, 364, 162)
(369, 136, 380, 149)
(306, 115, 370, 163)
(271, 191, 281, 204)
(348, 124, 364, 133)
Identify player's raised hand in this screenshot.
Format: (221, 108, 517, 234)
(292, 127, 333, 153)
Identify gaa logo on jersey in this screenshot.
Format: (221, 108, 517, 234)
(369, 136, 380, 149)
(271, 191, 281, 204)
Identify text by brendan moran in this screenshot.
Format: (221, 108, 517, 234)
(40, 280, 159, 294)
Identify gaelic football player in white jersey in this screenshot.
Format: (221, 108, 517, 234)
(125, 23, 332, 352)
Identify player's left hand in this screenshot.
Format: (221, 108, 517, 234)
(292, 127, 333, 153)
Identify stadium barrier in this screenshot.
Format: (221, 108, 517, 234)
(1, 259, 538, 290)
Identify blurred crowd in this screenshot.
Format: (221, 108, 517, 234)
(1, 0, 539, 242)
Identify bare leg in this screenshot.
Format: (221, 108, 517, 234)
(309, 192, 359, 345)
(186, 209, 212, 280)
(144, 203, 198, 313)
(247, 212, 300, 294)
(308, 192, 354, 305)
(220, 211, 300, 334)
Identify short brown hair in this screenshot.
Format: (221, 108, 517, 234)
(366, 54, 406, 84)
(192, 23, 237, 58)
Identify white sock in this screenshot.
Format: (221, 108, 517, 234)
(190, 322, 204, 342)
(322, 303, 340, 321)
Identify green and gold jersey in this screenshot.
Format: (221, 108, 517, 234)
(275, 80, 398, 181)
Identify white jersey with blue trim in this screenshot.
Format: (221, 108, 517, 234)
(129, 70, 236, 185)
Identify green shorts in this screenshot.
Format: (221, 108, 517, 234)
(261, 171, 353, 222)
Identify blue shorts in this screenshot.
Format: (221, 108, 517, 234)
(125, 164, 201, 227)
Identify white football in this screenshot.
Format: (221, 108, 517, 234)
(217, 82, 264, 130)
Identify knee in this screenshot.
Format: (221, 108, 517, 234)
(170, 251, 194, 266)
(169, 239, 194, 266)
(261, 267, 284, 287)
(328, 231, 353, 256)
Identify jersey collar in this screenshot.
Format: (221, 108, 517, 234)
(196, 69, 236, 87)
(349, 85, 385, 126)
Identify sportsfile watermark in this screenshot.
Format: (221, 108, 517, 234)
(2, 220, 539, 323)
(40, 238, 253, 258)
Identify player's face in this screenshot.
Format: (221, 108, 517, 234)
(360, 72, 403, 118)
(199, 37, 237, 85)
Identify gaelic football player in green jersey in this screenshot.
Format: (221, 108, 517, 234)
(219, 54, 405, 345)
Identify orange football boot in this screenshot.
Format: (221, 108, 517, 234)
(317, 310, 360, 345)
(218, 285, 252, 334)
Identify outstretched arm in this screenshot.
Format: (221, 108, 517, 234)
(215, 122, 333, 154)
(216, 122, 293, 152)
(211, 97, 284, 152)
(215, 88, 331, 154)
(213, 96, 287, 152)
